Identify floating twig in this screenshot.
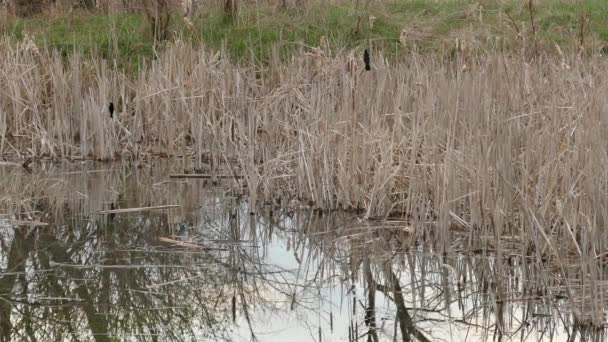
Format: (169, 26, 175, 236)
(169, 174, 243, 179)
(97, 205, 180, 214)
(158, 237, 204, 249)
(5, 220, 48, 227)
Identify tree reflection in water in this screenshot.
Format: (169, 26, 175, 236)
(0, 162, 606, 341)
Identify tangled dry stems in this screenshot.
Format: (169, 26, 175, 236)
(1, 40, 608, 265)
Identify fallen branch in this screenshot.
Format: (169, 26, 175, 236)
(169, 174, 243, 179)
(4, 220, 48, 227)
(97, 205, 180, 214)
(158, 237, 204, 249)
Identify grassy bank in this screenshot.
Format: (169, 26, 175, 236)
(1, 0, 608, 72)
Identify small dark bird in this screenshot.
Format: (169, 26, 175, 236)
(363, 49, 371, 71)
(22, 158, 32, 174)
(108, 202, 116, 222)
(108, 102, 114, 119)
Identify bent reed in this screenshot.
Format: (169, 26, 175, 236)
(2, 39, 608, 260)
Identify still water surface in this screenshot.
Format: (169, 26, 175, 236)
(0, 162, 604, 341)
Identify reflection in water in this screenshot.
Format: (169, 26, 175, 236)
(0, 162, 606, 341)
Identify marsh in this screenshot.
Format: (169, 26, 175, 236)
(0, 162, 604, 341)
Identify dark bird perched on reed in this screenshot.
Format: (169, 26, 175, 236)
(363, 49, 371, 71)
(108, 202, 116, 222)
(108, 102, 114, 119)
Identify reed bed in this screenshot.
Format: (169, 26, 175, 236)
(2, 38, 608, 267)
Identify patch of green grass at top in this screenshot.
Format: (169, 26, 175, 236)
(535, 0, 608, 44)
(0, 11, 152, 73)
(385, 0, 479, 32)
(189, 4, 402, 64)
(2, 0, 608, 73)
(387, 0, 466, 19)
(481, 0, 608, 49)
(1, 5, 401, 71)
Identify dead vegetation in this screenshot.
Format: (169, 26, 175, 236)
(1, 39, 608, 263)
(139, 0, 179, 42)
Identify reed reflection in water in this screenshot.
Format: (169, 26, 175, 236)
(0, 162, 605, 341)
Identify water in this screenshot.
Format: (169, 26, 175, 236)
(0, 161, 605, 341)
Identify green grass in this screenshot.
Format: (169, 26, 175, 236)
(190, 5, 402, 63)
(1, 12, 151, 72)
(1, 0, 608, 73)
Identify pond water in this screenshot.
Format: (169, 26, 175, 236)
(0, 162, 605, 341)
